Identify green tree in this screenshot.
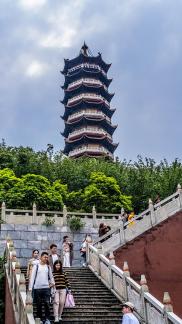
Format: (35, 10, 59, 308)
(82, 172, 132, 213)
(6, 174, 63, 210)
(0, 168, 19, 204)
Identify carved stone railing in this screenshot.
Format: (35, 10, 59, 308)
(93, 186, 182, 254)
(0, 203, 121, 227)
(87, 244, 182, 324)
(5, 240, 39, 324)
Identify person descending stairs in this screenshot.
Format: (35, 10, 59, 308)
(22, 266, 122, 323)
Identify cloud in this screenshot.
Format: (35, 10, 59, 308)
(18, 0, 47, 10)
(25, 60, 49, 77)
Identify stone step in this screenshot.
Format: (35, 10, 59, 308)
(24, 266, 122, 322)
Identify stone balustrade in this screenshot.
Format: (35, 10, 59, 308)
(87, 244, 182, 323)
(93, 186, 182, 254)
(0, 203, 121, 227)
(5, 240, 38, 324)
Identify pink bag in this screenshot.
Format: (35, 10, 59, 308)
(64, 293, 75, 307)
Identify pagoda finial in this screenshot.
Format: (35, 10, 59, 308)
(81, 42, 89, 56)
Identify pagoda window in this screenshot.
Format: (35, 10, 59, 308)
(68, 127, 112, 140)
(67, 78, 107, 91)
(68, 63, 107, 76)
(67, 93, 110, 107)
(68, 144, 113, 158)
(67, 109, 111, 123)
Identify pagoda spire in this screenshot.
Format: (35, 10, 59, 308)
(80, 42, 89, 56)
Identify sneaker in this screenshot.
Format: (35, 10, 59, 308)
(44, 320, 51, 324)
(54, 316, 59, 323)
(59, 316, 62, 321)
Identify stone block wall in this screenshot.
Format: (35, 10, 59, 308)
(0, 224, 98, 266)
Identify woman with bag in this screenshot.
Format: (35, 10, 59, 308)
(52, 260, 71, 322)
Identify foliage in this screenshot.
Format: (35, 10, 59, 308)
(42, 216, 55, 227)
(0, 141, 182, 213)
(82, 172, 132, 213)
(68, 216, 85, 232)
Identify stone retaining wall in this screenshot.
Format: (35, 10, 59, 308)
(0, 224, 98, 266)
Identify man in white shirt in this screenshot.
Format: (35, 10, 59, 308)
(48, 243, 61, 269)
(29, 251, 55, 324)
(120, 302, 140, 324)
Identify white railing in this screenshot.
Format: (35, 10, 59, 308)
(1, 203, 118, 226)
(67, 78, 107, 91)
(87, 244, 182, 323)
(67, 110, 111, 123)
(68, 145, 113, 158)
(93, 188, 182, 254)
(5, 241, 38, 324)
(68, 127, 112, 140)
(68, 63, 107, 76)
(67, 93, 110, 107)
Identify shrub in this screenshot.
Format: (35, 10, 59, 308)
(68, 216, 85, 232)
(42, 216, 55, 227)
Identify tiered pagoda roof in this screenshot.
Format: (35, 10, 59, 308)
(60, 43, 118, 159)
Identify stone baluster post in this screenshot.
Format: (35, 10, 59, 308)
(11, 250, 17, 262)
(140, 274, 149, 321)
(63, 205, 67, 226)
(177, 184, 182, 208)
(109, 251, 115, 289)
(92, 205, 97, 228)
(149, 198, 156, 226)
(1, 201, 6, 223)
(97, 243, 103, 276)
(25, 291, 33, 314)
(15, 261, 21, 274)
(163, 292, 173, 312)
(19, 273, 26, 292)
(32, 202, 37, 224)
(163, 292, 173, 322)
(123, 261, 130, 300)
(119, 218, 125, 245)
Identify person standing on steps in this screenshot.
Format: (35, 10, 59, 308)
(29, 251, 55, 324)
(52, 260, 71, 322)
(48, 243, 61, 269)
(62, 236, 73, 267)
(120, 302, 139, 324)
(80, 234, 92, 267)
(27, 249, 39, 282)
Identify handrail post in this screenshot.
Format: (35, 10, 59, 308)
(140, 274, 148, 322)
(32, 202, 37, 224)
(63, 205, 67, 226)
(92, 205, 97, 228)
(97, 243, 102, 276)
(123, 261, 130, 300)
(149, 198, 156, 226)
(177, 184, 182, 208)
(119, 219, 125, 245)
(1, 201, 6, 222)
(109, 251, 115, 289)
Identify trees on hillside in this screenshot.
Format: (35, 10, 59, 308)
(0, 141, 182, 213)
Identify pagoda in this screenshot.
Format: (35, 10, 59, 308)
(61, 43, 118, 159)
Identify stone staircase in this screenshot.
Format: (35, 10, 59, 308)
(22, 267, 122, 324)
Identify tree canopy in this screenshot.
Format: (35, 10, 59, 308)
(0, 141, 182, 213)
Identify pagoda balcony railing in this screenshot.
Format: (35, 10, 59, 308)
(68, 127, 112, 140)
(67, 110, 111, 123)
(67, 93, 110, 107)
(67, 78, 107, 91)
(68, 145, 113, 158)
(68, 63, 107, 76)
